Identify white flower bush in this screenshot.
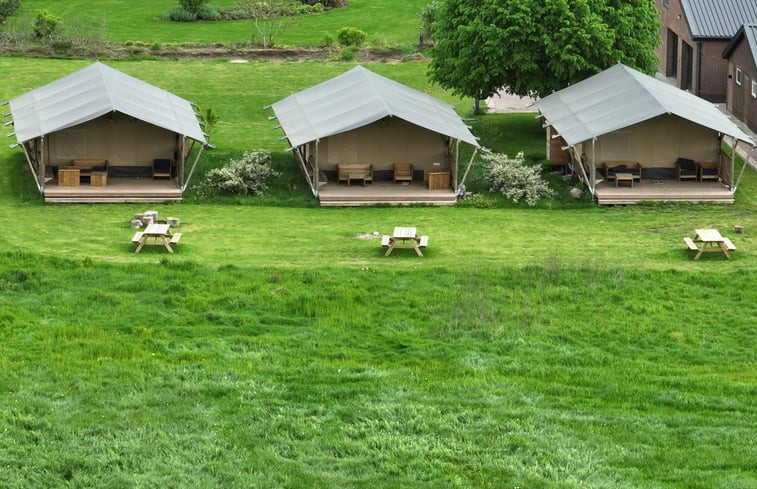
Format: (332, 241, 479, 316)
(197, 150, 280, 196)
(482, 151, 554, 206)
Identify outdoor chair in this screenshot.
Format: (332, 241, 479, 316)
(152, 159, 172, 179)
(393, 163, 413, 184)
(698, 161, 720, 181)
(675, 157, 698, 181)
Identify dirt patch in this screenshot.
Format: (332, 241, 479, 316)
(354, 232, 382, 240)
(0, 42, 413, 63)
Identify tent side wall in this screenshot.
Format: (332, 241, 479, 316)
(45, 113, 177, 176)
(591, 115, 720, 178)
(317, 118, 450, 175)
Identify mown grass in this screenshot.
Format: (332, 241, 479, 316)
(4, 0, 428, 47)
(0, 56, 756, 488)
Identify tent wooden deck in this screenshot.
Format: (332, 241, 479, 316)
(43, 177, 182, 203)
(595, 179, 734, 205)
(317, 181, 457, 206)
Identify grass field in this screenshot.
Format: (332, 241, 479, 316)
(5, 0, 429, 47)
(0, 53, 756, 489)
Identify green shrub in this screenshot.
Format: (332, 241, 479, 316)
(179, 0, 207, 13)
(199, 107, 219, 141)
(482, 151, 554, 206)
(420, 0, 440, 41)
(0, 0, 20, 25)
(321, 32, 334, 48)
(197, 3, 221, 20)
(336, 26, 366, 47)
(196, 150, 280, 196)
(33, 10, 60, 39)
(338, 44, 358, 61)
(299, 0, 343, 7)
(51, 40, 73, 54)
(162, 7, 197, 22)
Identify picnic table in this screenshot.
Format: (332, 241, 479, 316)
(683, 228, 736, 260)
(381, 227, 428, 256)
(132, 223, 182, 253)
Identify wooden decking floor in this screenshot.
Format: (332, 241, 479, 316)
(44, 177, 182, 203)
(318, 180, 457, 206)
(595, 179, 733, 205)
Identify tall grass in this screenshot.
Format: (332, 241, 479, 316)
(1, 252, 755, 488)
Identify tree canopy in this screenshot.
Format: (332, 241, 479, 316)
(428, 0, 660, 112)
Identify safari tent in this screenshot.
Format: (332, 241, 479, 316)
(269, 65, 480, 206)
(535, 63, 755, 204)
(4, 62, 208, 202)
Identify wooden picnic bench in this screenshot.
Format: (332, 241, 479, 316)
(381, 227, 428, 256)
(684, 229, 735, 260)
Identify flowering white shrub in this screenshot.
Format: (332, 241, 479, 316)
(197, 150, 280, 196)
(482, 151, 554, 206)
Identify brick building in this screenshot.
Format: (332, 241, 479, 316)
(656, 0, 757, 102)
(723, 24, 757, 132)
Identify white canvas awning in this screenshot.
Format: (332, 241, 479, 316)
(270, 65, 480, 148)
(7, 62, 206, 145)
(535, 63, 754, 146)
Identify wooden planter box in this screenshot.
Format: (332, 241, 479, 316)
(91, 172, 108, 186)
(427, 171, 450, 190)
(58, 168, 80, 186)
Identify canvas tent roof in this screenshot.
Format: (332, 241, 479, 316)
(534, 63, 754, 147)
(7, 62, 206, 145)
(270, 65, 479, 148)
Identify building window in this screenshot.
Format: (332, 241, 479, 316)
(752, 80, 757, 99)
(663, 0, 669, 7)
(736, 68, 742, 85)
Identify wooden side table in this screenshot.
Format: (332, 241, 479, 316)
(58, 167, 80, 186)
(427, 171, 450, 190)
(615, 173, 634, 188)
(91, 171, 108, 186)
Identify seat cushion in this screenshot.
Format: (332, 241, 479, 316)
(677, 158, 696, 172)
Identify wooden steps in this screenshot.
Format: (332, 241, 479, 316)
(44, 177, 182, 203)
(317, 181, 457, 206)
(595, 179, 734, 205)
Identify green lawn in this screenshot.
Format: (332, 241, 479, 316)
(0, 57, 756, 489)
(4, 0, 429, 47)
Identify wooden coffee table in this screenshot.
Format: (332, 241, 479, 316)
(615, 172, 634, 188)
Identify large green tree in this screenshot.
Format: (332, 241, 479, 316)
(428, 0, 660, 113)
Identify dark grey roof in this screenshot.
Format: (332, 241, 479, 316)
(681, 0, 757, 39)
(723, 23, 757, 67)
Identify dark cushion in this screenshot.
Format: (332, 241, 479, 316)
(677, 158, 696, 172)
(153, 159, 171, 172)
(701, 167, 717, 175)
(609, 165, 626, 174)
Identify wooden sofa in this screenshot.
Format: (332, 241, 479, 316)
(337, 163, 373, 186)
(603, 160, 642, 182)
(69, 159, 108, 176)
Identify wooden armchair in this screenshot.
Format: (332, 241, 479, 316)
(698, 161, 720, 181)
(675, 157, 698, 181)
(393, 163, 413, 184)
